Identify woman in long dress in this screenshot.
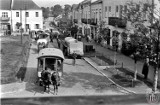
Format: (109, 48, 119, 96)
(142, 58, 150, 79)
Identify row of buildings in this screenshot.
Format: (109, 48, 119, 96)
(0, 0, 43, 35)
(69, 0, 160, 50)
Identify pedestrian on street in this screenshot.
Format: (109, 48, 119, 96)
(57, 39, 60, 48)
(72, 52, 77, 66)
(86, 35, 89, 42)
(142, 58, 150, 79)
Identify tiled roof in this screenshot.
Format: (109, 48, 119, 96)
(12, 0, 41, 10)
(0, 0, 11, 10)
(91, 0, 102, 5)
(82, 0, 91, 4)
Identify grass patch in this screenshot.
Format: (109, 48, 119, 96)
(97, 56, 114, 65)
(111, 73, 142, 87)
(1, 35, 30, 84)
(89, 56, 114, 66)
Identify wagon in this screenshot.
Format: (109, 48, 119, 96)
(37, 33, 50, 52)
(37, 48, 65, 86)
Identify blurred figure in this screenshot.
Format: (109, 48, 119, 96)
(142, 58, 150, 79)
(72, 52, 77, 66)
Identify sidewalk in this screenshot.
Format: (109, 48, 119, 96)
(82, 38, 160, 89)
(1, 40, 38, 95)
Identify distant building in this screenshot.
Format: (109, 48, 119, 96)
(0, 0, 43, 34)
(0, 0, 12, 35)
(11, 0, 43, 32)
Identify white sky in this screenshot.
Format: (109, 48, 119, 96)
(32, 0, 97, 7)
(32, 0, 84, 7)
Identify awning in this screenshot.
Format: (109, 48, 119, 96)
(0, 22, 10, 25)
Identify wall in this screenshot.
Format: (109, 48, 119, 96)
(11, 10, 43, 31)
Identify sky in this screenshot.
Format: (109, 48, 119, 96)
(32, 0, 84, 7)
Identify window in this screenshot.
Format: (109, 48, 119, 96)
(136, 4, 140, 11)
(35, 24, 39, 29)
(109, 6, 111, 12)
(26, 24, 30, 29)
(2, 12, 8, 17)
(124, 5, 127, 13)
(26, 12, 29, 17)
(16, 12, 19, 17)
(105, 6, 107, 12)
(35, 12, 39, 17)
(116, 5, 118, 12)
(105, 6, 108, 17)
(99, 12, 101, 20)
(119, 5, 123, 18)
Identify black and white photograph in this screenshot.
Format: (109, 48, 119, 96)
(0, 0, 160, 104)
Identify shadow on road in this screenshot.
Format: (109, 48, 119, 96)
(25, 82, 45, 95)
(21, 67, 46, 94)
(16, 67, 27, 81)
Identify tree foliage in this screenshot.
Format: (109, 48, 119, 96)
(122, 1, 160, 63)
(64, 4, 71, 18)
(16, 22, 22, 29)
(41, 7, 49, 19)
(122, 1, 152, 36)
(51, 4, 63, 17)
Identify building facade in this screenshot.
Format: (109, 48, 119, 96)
(0, 0, 12, 35)
(0, 0, 43, 35)
(11, 0, 43, 32)
(102, 0, 152, 49)
(71, 0, 102, 38)
(90, 0, 102, 39)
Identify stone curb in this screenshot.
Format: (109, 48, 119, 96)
(83, 57, 136, 94)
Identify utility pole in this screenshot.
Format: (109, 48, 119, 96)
(11, 8, 12, 35)
(25, 4, 27, 32)
(20, 8, 22, 44)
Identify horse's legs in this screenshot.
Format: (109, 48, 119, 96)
(48, 84, 50, 93)
(44, 85, 46, 92)
(55, 85, 58, 95)
(53, 85, 56, 94)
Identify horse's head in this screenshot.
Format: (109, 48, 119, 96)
(51, 72, 59, 82)
(41, 71, 51, 81)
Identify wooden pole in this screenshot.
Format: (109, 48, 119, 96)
(20, 8, 22, 44)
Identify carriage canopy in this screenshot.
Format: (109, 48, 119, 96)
(37, 48, 65, 60)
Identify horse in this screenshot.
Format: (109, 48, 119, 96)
(41, 70, 60, 94)
(41, 70, 51, 92)
(51, 71, 60, 95)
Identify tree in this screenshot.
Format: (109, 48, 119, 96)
(122, 1, 152, 80)
(149, 20, 160, 92)
(64, 4, 71, 18)
(123, 1, 160, 92)
(51, 4, 63, 17)
(16, 22, 22, 29)
(41, 7, 49, 19)
(16, 22, 22, 33)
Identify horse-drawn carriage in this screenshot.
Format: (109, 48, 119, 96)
(37, 48, 65, 93)
(37, 32, 50, 52)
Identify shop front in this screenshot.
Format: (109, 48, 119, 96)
(0, 22, 11, 36)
